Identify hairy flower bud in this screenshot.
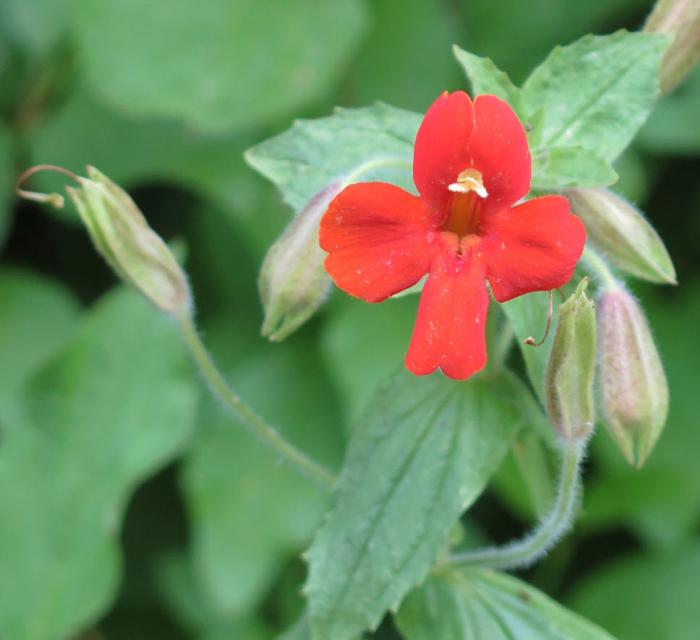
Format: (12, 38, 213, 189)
(597, 287, 669, 467)
(67, 166, 191, 314)
(545, 279, 597, 441)
(645, 0, 700, 94)
(566, 188, 676, 285)
(259, 183, 339, 341)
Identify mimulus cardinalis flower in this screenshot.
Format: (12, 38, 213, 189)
(319, 91, 586, 380)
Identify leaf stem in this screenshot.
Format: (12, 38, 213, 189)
(581, 245, 621, 291)
(177, 312, 336, 489)
(447, 437, 587, 570)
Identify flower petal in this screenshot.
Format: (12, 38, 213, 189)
(319, 182, 437, 302)
(413, 91, 475, 213)
(405, 248, 489, 380)
(481, 195, 586, 303)
(470, 95, 531, 209)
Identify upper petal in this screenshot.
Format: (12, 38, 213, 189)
(470, 95, 531, 210)
(481, 195, 586, 303)
(319, 182, 437, 302)
(413, 91, 475, 214)
(405, 247, 489, 380)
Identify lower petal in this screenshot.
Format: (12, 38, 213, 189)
(320, 182, 437, 302)
(405, 250, 489, 380)
(482, 195, 586, 302)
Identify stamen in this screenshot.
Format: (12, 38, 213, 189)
(448, 168, 488, 198)
(524, 290, 554, 347)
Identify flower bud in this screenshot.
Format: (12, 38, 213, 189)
(645, 0, 700, 94)
(566, 188, 676, 285)
(66, 166, 191, 314)
(259, 183, 339, 341)
(545, 279, 597, 441)
(597, 287, 669, 468)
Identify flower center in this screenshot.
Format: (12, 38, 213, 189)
(443, 168, 487, 241)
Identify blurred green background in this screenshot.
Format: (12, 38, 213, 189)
(0, 0, 698, 638)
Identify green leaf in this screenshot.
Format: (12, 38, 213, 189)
(522, 31, 669, 162)
(73, 0, 367, 132)
(304, 370, 530, 640)
(640, 66, 700, 155)
(0, 0, 70, 56)
(353, 0, 460, 111)
(28, 88, 257, 221)
(452, 45, 524, 115)
(396, 567, 616, 639)
(0, 269, 80, 423)
(182, 323, 344, 615)
(0, 123, 12, 245)
(0, 289, 198, 639)
(456, 0, 648, 85)
(568, 544, 700, 640)
(531, 146, 618, 190)
(319, 296, 418, 425)
(156, 552, 273, 640)
(245, 103, 419, 212)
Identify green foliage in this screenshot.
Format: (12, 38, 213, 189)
(156, 552, 273, 640)
(245, 103, 419, 212)
(304, 370, 532, 640)
(319, 295, 418, 424)
(569, 544, 700, 640)
(452, 46, 524, 115)
(0, 289, 198, 639)
(182, 330, 344, 614)
(640, 67, 700, 154)
(0, 0, 697, 636)
(0, 124, 11, 244)
(396, 567, 616, 639)
(522, 31, 669, 162)
(354, 0, 460, 110)
(28, 89, 255, 217)
(0, 269, 79, 422)
(73, 0, 367, 133)
(531, 147, 618, 190)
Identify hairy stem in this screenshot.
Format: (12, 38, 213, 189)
(581, 245, 620, 291)
(448, 438, 587, 570)
(177, 312, 336, 489)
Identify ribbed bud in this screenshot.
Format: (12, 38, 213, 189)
(259, 183, 339, 341)
(67, 166, 191, 314)
(597, 287, 669, 467)
(566, 188, 676, 285)
(545, 279, 597, 441)
(645, 0, 700, 94)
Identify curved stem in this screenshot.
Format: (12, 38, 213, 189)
(177, 312, 336, 489)
(581, 245, 620, 291)
(448, 438, 587, 570)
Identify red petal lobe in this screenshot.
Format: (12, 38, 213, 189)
(482, 195, 586, 302)
(319, 182, 437, 302)
(413, 91, 475, 214)
(470, 95, 531, 210)
(405, 248, 489, 380)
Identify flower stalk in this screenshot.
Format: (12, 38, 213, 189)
(448, 437, 587, 570)
(177, 311, 336, 488)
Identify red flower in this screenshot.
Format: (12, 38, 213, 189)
(319, 91, 586, 380)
